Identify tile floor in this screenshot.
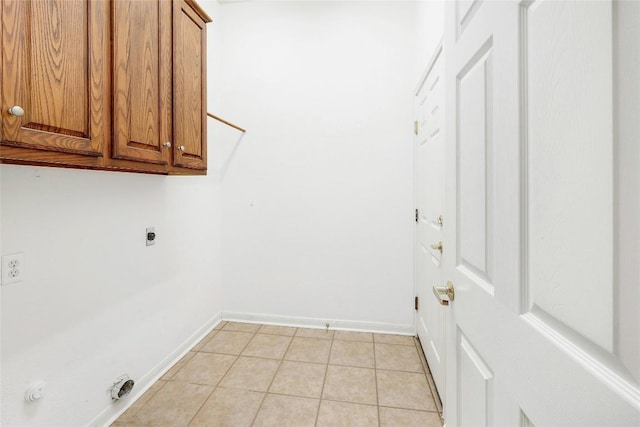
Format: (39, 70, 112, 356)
(112, 321, 443, 427)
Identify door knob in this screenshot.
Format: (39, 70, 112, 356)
(8, 105, 25, 117)
(431, 241, 443, 253)
(436, 215, 443, 226)
(433, 281, 455, 306)
(163, 141, 172, 148)
(177, 145, 185, 152)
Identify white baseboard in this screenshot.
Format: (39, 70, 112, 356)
(89, 312, 223, 427)
(222, 311, 416, 336)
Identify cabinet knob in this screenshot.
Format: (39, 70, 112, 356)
(163, 141, 172, 148)
(8, 105, 25, 117)
(177, 145, 185, 152)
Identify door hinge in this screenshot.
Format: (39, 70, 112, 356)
(415, 208, 419, 223)
(414, 121, 419, 135)
(414, 296, 419, 310)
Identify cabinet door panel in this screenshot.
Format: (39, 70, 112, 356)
(173, 0, 207, 170)
(112, 0, 171, 165)
(1, 0, 108, 156)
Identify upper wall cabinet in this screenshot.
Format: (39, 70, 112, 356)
(0, 0, 211, 175)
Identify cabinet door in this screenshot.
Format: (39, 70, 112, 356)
(112, 0, 172, 165)
(1, 0, 109, 156)
(173, 0, 208, 170)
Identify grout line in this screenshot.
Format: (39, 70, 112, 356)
(161, 351, 197, 381)
(213, 328, 257, 391)
(324, 361, 376, 369)
(377, 404, 441, 414)
(248, 326, 298, 426)
(256, 324, 299, 337)
(119, 379, 168, 423)
(197, 331, 254, 355)
(314, 333, 335, 426)
(319, 397, 378, 407)
(373, 339, 381, 427)
(185, 382, 216, 426)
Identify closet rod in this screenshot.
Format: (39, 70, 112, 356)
(207, 112, 246, 133)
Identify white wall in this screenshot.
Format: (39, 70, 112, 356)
(615, 0, 640, 383)
(0, 1, 224, 426)
(218, 1, 417, 332)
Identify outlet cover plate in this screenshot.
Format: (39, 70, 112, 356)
(146, 227, 156, 246)
(2, 252, 24, 285)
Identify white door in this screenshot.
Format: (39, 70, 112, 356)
(414, 42, 447, 399)
(441, 1, 640, 426)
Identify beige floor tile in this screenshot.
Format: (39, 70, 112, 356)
(161, 351, 196, 380)
(218, 356, 280, 392)
(193, 329, 218, 351)
(269, 361, 327, 398)
(295, 327, 334, 340)
(375, 343, 423, 372)
(374, 333, 416, 346)
(252, 394, 319, 427)
(377, 370, 435, 411)
(317, 400, 378, 427)
(334, 331, 373, 342)
(192, 340, 207, 352)
(200, 331, 253, 355)
(379, 407, 442, 427)
(242, 334, 292, 359)
(259, 325, 297, 336)
(215, 321, 228, 330)
(222, 322, 261, 333)
(329, 340, 375, 368)
(189, 387, 264, 427)
(132, 381, 213, 427)
(284, 337, 332, 363)
(172, 352, 236, 385)
(322, 365, 377, 405)
(115, 380, 166, 422)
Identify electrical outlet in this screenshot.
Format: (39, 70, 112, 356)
(146, 227, 156, 246)
(2, 252, 24, 285)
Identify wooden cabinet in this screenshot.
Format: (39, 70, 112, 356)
(1, 0, 110, 165)
(0, 0, 211, 175)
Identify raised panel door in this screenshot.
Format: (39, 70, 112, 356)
(443, 1, 640, 426)
(112, 0, 172, 165)
(1, 0, 109, 156)
(173, 0, 208, 170)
